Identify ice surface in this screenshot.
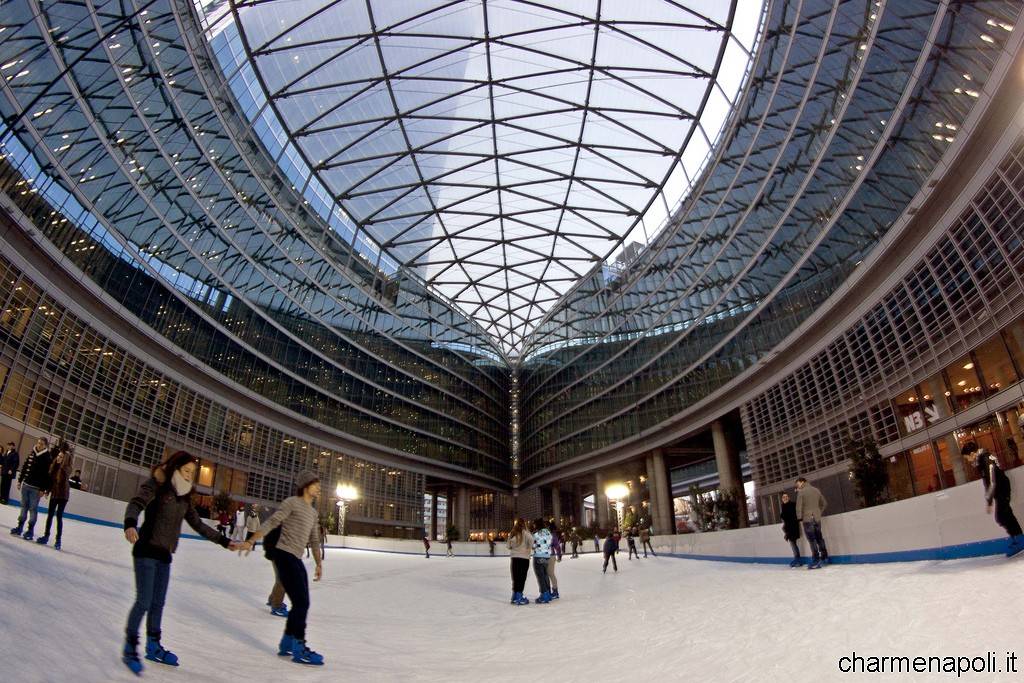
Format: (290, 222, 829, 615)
(1, 504, 1022, 682)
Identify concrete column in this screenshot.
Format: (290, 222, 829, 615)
(551, 484, 561, 523)
(928, 376, 966, 484)
(645, 455, 658, 528)
(651, 449, 673, 535)
(573, 483, 583, 525)
(430, 492, 438, 541)
(944, 434, 967, 485)
(458, 486, 470, 538)
(595, 471, 609, 529)
(712, 419, 748, 528)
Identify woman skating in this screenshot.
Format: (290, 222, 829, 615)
(241, 471, 325, 666)
(121, 451, 240, 675)
(37, 441, 72, 549)
(506, 518, 533, 605)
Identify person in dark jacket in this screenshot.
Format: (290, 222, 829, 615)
(602, 528, 619, 573)
(780, 492, 802, 567)
(9, 437, 53, 540)
(120, 450, 240, 675)
(423, 535, 431, 558)
(1, 441, 19, 505)
(37, 441, 73, 549)
(964, 442, 1023, 557)
(68, 469, 85, 491)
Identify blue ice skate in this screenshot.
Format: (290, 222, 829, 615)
(291, 640, 324, 666)
(122, 639, 143, 676)
(145, 636, 179, 666)
(278, 634, 295, 656)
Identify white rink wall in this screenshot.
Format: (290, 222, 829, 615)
(19, 468, 1023, 563)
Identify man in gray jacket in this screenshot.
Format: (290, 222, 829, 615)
(795, 477, 829, 569)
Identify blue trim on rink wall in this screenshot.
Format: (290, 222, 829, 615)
(664, 536, 1012, 564)
(5, 499, 1013, 561)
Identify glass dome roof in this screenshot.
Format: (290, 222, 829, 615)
(224, 0, 763, 354)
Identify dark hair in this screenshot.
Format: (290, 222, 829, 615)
(795, 477, 807, 484)
(153, 450, 198, 492)
(534, 517, 548, 531)
(960, 441, 978, 456)
(58, 442, 72, 454)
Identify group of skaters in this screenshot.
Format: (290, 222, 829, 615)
(599, 525, 657, 573)
(118, 450, 327, 675)
(5, 437, 82, 550)
(778, 441, 1023, 568)
(506, 517, 562, 604)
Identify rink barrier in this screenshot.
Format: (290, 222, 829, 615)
(5, 467, 1021, 562)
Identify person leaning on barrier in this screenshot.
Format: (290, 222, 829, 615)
(795, 477, 829, 570)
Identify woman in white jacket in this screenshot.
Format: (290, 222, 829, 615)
(507, 518, 533, 606)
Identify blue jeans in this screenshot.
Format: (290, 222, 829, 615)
(788, 539, 801, 560)
(16, 485, 41, 533)
(126, 557, 172, 640)
(803, 520, 828, 561)
(533, 557, 551, 595)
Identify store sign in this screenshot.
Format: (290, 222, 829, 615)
(902, 405, 940, 433)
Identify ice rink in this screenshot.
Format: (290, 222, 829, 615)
(1, 505, 1022, 682)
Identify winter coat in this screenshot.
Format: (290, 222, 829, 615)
(507, 530, 534, 559)
(1, 448, 19, 478)
(18, 446, 52, 489)
(795, 483, 827, 522)
(46, 453, 72, 501)
(602, 535, 618, 554)
(124, 476, 229, 563)
(978, 451, 1012, 503)
(639, 528, 651, 543)
(532, 528, 553, 559)
(246, 512, 260, 532)
(780, 500, 801, 541)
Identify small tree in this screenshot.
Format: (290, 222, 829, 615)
(848, 437, 889, 508)
(213, 490, 232, 515)
(445, 522, 460, 542)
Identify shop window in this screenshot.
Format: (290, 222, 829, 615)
(972, 336, 1018, 393)
(908, 443, 942, 494)
(892, 387, 925, 436)
(943, 355, 984, 412)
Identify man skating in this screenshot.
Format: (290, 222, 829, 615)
(963, 443, 1023, 557)
(795, 477, 829, 569)
(10, 437, 53, 540)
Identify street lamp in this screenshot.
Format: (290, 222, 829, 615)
(604, 482, 629, 529)
(335, 483, 359, 535)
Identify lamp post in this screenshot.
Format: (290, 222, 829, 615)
(604, 482, 629, 529)
(335, 483, 358, 536)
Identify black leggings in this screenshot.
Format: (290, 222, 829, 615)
(510, 557, 529, 593)
(603, 551, 617, 571)
(273, 551, 311, 641)
(995, 498, 1023, 538)
(44, 498, 67, 540)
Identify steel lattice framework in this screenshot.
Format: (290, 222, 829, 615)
(231, 0, 754, 352)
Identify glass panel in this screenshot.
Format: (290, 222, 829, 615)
(885, 452, 916, 501)
(907, 443, 941, 494)
(943, 355, 984, 412)
(973, 336, 1018, 394)
(892, 386, 925, 436)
